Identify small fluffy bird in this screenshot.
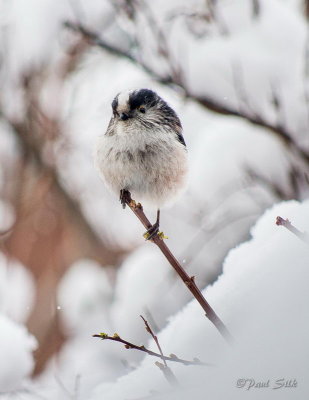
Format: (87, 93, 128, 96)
(95, 88, 188, 239)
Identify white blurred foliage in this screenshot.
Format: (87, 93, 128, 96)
(0, 200, 15, 232)
(140, 0, 308, 139)
(0, 124, 19, 231)
(0, 314, 37, 392)
(0, 253, 35, 323)
(57, 258, 113, 333)
(35, 260, 121, 400)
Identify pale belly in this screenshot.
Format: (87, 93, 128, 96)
(96, 136, 188, 207)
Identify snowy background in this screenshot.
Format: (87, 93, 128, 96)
(0, 0, 308, 399)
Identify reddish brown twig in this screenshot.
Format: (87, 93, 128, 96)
(276, 216, 309, 245)
(92, 333, 209, 366)
(140, 316, 178, 386)
(124, 194, 233, 343)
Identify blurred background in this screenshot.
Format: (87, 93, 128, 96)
(0, 0, 308, 396)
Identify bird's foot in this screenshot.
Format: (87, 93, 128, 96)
(119, 189, 131, 209)
(120, 190, 142, 210)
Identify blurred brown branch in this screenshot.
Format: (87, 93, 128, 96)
(0, 45, 128, 374)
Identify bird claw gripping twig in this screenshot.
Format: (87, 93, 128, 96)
(119, 189, 132, 209)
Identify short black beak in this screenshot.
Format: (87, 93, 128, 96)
(120, 112, 130, 121)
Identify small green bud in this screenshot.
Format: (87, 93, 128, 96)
(99, 332, 108, 339)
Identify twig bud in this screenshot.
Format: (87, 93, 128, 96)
(99, 332, 108, 339)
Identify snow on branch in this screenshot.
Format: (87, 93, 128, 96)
(276, 216, 309, 245)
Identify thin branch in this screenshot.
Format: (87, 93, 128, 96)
(276, 216, 309, 245)
(136, 0, 183, 85)
(122, 193, 233, 343)
(64, 21, 173, 85)
(140, 315, 178, 386)
(93, 333, 209, 367)
(141, 315, 167, 367)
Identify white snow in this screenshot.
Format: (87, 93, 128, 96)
(90, 199, 309, 400)
(57, 259, 113, 334)
(0, 314, 37, 392)
(0, 254, 35, 323)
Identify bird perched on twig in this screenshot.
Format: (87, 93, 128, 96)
(95, 88, 188, 239)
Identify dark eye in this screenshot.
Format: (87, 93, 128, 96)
(139, 106, 146, 113)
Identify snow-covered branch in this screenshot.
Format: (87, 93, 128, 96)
(276, 216, 309, 245)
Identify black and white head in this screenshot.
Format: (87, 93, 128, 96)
(110, 88, 186, 146)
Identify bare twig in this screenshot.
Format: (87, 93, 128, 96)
(141, 316, 167, 366)
(64, 20, 309, 166)
(136, 0, 183, 85)
(64, 21, 173, 85)
(276, 216, 309, 245)
(122, 193, 233, 343)
(92, 333, 209, 366)
(140, 315, 178, 386)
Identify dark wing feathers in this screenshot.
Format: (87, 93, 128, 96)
(177, 132, 186, 147)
